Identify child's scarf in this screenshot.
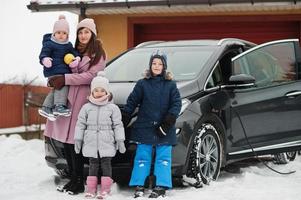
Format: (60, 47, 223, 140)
(88, 94, 109, 106)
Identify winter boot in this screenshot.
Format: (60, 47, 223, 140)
(133, 186, 145, 198)
(148, 186, 166, 198)
(53, 105, 71, 117)
(96, 176, 113, 199)
(85, 176, 98, 198)
(67, 176, 85, 195)
(56, 178, 74, 192)
(38, 106, 56, 121)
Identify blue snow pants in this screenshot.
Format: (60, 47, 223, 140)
(129, 144, 172, 188)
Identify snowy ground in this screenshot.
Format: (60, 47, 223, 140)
(1, 134, 301, 200)
(0, 124, 45, 135)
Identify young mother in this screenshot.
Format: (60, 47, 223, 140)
(45, 18, 106, 195)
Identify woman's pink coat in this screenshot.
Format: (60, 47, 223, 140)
(44, 56, 106, 144)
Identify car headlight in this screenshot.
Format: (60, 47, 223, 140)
(179, 98, 191, 116)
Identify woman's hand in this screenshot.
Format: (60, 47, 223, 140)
(48, 75, 65, 90)
(69, 56, 81, 68)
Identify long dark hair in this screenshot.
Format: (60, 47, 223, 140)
(75, 28, 106, 68)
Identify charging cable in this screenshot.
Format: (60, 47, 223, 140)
(234, 108, 296, 175)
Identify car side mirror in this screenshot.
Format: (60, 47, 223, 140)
(205, 74, 255, 92)
(227, 74, 255, 88)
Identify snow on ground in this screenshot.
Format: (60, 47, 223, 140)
(1, 135, 301, 200)
(0, 124, 45, 135)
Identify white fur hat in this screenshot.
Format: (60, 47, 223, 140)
(90, 71, 109, 93)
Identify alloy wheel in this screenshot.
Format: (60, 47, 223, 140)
(188, 123, 222, 185)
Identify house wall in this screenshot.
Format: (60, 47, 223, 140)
(94, 15, 128, 60)
(90, 10, 301, 60)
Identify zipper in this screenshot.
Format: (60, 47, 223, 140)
(96, 105, 100, 157)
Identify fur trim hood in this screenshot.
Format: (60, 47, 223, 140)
(143, 69, 173, 80)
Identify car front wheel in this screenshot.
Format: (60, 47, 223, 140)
(188, 123, 222, 184)
(274, 151, 297, 164)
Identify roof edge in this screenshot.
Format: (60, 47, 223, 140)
(27, 0, 298, 14)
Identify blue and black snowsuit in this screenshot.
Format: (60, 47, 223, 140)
(123, 69, 181, 188)
(39, 33, 79, 78)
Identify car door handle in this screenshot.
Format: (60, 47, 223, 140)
(285, 91, 301, 98)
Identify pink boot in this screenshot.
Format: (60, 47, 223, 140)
(85, 176, 98, 198)
(96, 176, 113, 199)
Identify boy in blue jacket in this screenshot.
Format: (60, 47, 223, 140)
(122, 51, 181, 198)
(38, 15, 80, 121)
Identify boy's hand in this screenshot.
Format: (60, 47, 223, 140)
(42, 57, 53, 68)
(157, 124, 169, 137)
(121, 112, 131, 127)
(156, 114, 176, 137)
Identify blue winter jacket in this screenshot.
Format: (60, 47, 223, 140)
(123, 75, 181, 145)
(39, 33, 80, 77)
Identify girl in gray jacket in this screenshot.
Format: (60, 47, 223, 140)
(74, 71, 126, 199)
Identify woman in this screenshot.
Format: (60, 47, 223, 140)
(45, 18, 106, 195)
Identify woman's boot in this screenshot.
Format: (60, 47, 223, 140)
(67, 176, 85, 195)
(57, 143, 75, 192)
(56, 177, 75, 192)
(66, 144, 85, 195)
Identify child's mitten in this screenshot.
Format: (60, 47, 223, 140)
(42, 57, 53, 68)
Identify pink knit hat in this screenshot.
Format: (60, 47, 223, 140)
(53, 15, 69, 35)
(77, 18, 97, 36)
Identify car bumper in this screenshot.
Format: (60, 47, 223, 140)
(45, 136, 185, 178)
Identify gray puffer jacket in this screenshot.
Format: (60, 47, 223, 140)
(74, 101, 125, 158)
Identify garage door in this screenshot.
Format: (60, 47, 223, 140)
(133, 20, 300, 45)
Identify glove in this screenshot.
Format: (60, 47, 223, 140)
(48, 75, 65, 90)
(69, 56, 81, 68)
(74, 140, 82, 154)
(42, 57, 53, 68)
(121, 111, 131, 127)
(157, 114, 177, 138)
(116, 140, 126, 154)
(157, 124, 169, 138)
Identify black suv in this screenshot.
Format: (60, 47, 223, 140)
(45, 38, 301, 184)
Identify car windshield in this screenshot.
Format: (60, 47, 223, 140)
(105, 46, 215, 82)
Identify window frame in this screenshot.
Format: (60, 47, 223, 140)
(231, 39, 300, 89)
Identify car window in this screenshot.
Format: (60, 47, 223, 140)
(206, 63, 223, 89)
(232, 41, 297, 88)
(206, 49, 241, 89)
(105, 47, 215, 82)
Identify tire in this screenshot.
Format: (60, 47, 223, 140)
(273, 151, 297, 164)
(187, 123, 222, 184)
(286, 151, 297, 161)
